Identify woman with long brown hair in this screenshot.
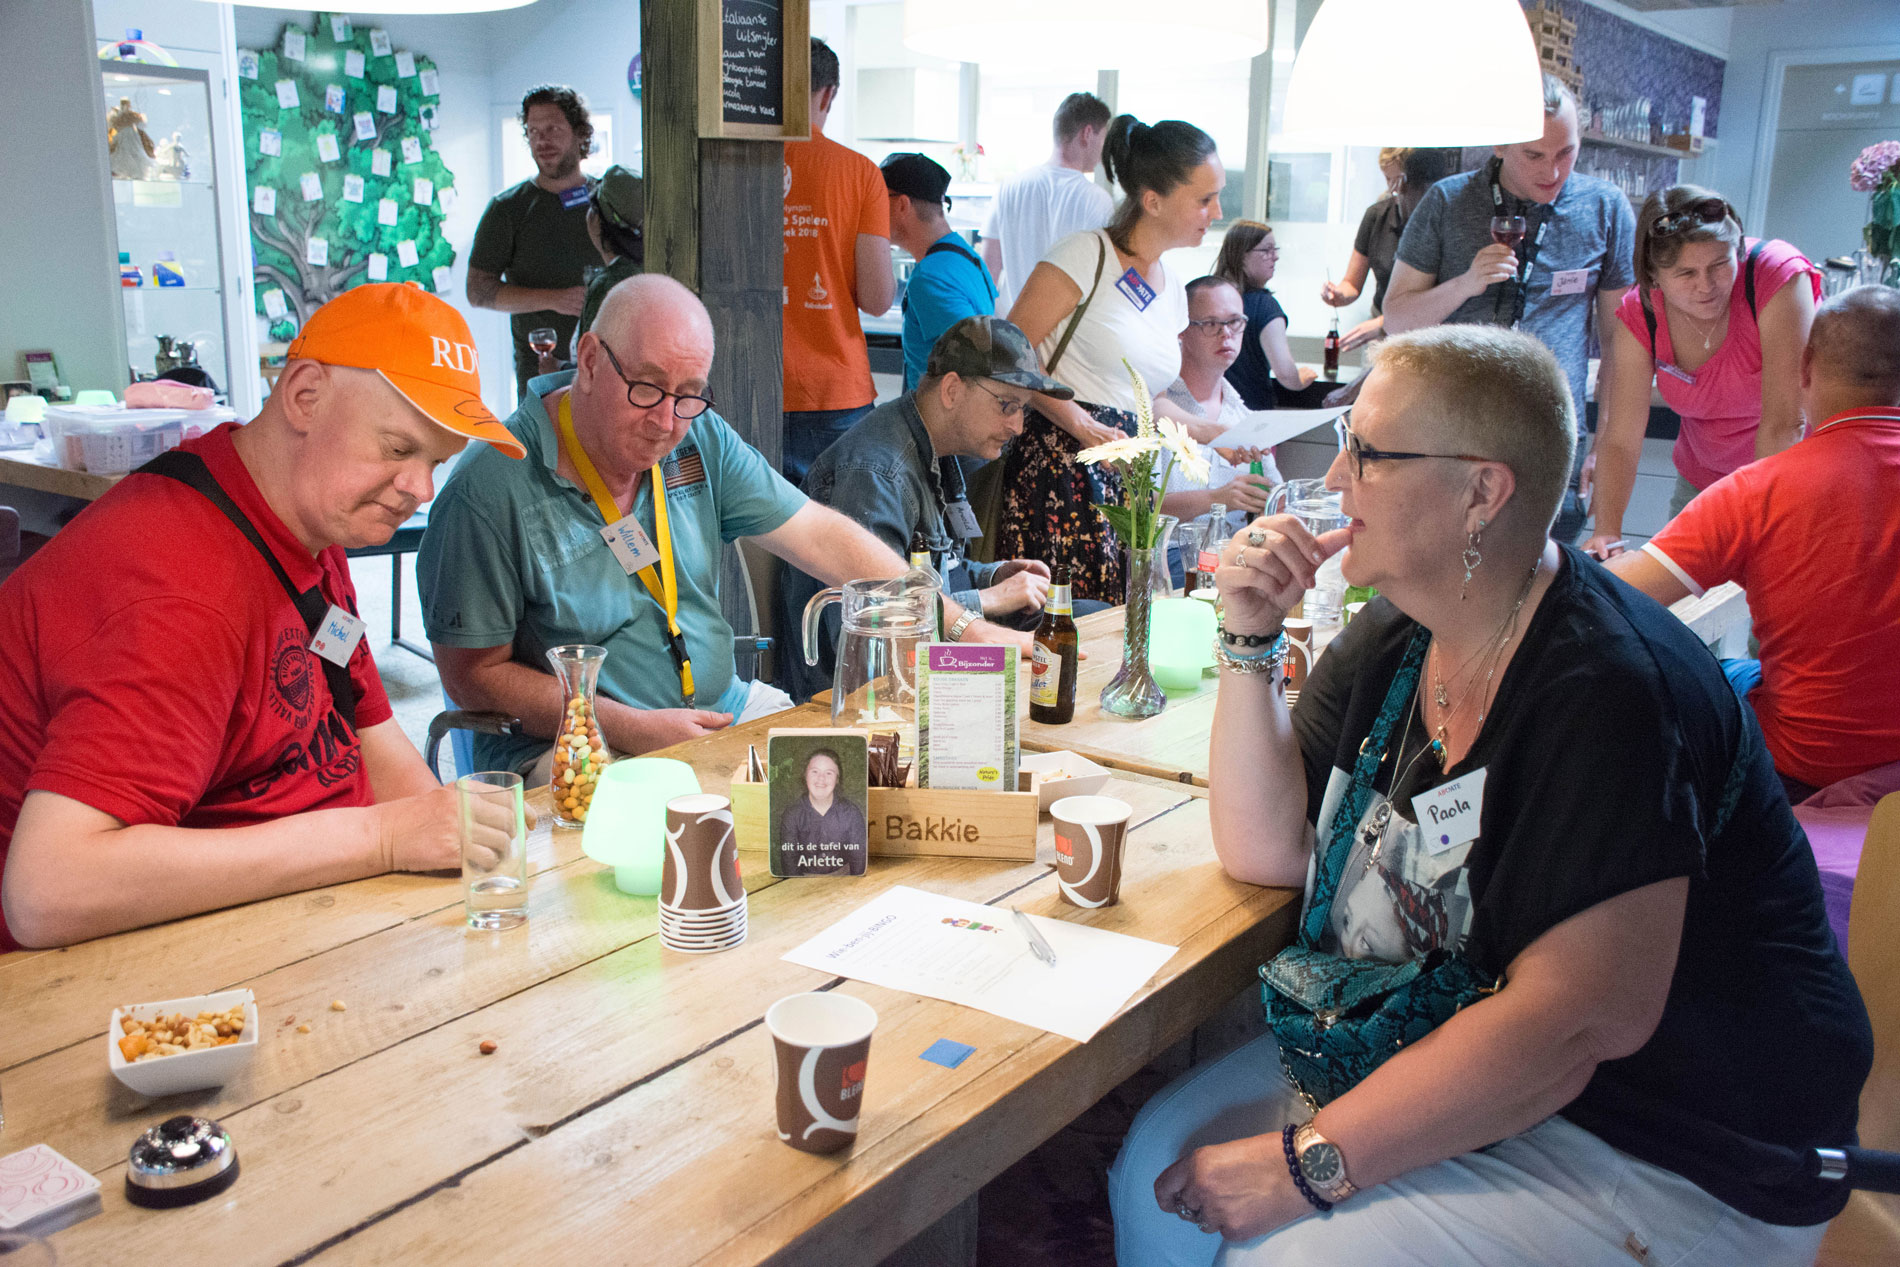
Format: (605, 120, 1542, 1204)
(1215, 220, 1320, 409)
(1583, 185, 1819, 559)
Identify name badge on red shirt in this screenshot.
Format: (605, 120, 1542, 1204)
(1658, 362, 1697, 386)
(309, 603, 367, 667)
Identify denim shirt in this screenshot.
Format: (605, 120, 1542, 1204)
(802, 392, 998, 611)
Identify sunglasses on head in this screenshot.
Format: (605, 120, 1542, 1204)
(1648, 197, 1731, 239)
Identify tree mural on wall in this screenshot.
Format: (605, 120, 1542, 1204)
(237, 13, 457, 339)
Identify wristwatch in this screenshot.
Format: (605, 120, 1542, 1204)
(946, 608, 980, 642)
(1292, 1123, 1358, 1204)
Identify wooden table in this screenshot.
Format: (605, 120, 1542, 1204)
(0, 449, 122, 502)
(2, 705, 1297, 1265)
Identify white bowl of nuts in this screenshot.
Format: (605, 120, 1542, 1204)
(107, 990, 258, 1097)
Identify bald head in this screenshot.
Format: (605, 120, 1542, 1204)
(1809, 285, 1900, 408)
(593, 272, 715, 354)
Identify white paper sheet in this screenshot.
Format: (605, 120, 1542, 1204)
(1210, 405, 1350, 453)
(782, 885, 1177, 1043)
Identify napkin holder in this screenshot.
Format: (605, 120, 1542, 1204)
(727, 764, 1041, 861)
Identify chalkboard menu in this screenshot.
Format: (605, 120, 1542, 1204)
(697, 0, 809, 140)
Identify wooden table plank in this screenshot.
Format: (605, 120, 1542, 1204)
(0, 451, 121, 501)
(38, 777, 1203, 1264)
(300, 799, 1295, 1267)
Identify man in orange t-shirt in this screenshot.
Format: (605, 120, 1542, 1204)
(781, 37, 895, 487)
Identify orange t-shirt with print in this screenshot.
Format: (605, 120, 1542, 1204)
(782, 129, 890, 413)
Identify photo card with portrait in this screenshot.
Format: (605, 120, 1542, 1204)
(767, 728, 870, 879)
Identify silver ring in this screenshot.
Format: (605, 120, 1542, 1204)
(1248, 529, 1268, 547)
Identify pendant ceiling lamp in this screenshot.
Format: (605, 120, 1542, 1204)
(199, 0, 535, 12)
(1283, 0, 1546, 147)
(903, 0, 1268, 70)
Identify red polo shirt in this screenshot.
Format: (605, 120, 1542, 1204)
(0, 423, 392, 950)
(1644, 407, 1900, 789)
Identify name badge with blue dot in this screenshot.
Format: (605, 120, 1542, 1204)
(1114, 267, 1157, 311)
(1414, 767, 1486, 854)
(309, 604, 367, 667)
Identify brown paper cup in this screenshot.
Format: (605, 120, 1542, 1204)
(1282, 618, 1315, 693)
(663, 794, 742, 914)
(1051, 795, 1133, 908)
(766, 992, 877, 1154)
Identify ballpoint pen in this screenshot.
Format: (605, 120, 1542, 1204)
(1011, 905, 1058, 968)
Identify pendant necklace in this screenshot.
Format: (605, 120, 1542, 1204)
(1427, 560, 1540, 752)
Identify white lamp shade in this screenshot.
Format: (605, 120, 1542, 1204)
(904, 0, 1269, 71)
(198, 0, 534, 11)
(1283, 0, 1547, 148)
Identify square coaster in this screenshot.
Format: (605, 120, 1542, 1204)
(919, 1038, 975, 1070)
(0, 1144, 101, 1230)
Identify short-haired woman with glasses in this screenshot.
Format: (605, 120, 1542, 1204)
(1214, 221, 1322, 410)
(1107, 324, 1868, 1266)
(1582, 186, 1820, 560)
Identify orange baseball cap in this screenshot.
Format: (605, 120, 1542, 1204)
(285, 283, 526, 459)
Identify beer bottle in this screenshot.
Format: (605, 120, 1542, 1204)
(1030, 562, 1079, 724)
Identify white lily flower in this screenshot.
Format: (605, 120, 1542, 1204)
(1124, 358, 1157, 439)
(1075, 435, 1159, 466)
(1156, 417, 1211, 484)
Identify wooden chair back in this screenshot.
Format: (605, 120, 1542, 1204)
(1817, 791, 1900, 1264)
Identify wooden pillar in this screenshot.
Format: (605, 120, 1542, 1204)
(641, 0, 788, 469)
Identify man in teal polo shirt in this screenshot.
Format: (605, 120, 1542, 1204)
(418, 274, 1025, 775)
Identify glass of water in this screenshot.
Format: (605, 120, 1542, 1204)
(460, 772, 527, 931)
(1266, 478, 1350, 626)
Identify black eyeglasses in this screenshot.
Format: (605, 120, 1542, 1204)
(1187, 317, 1247, 335)
(1341, 418, 1492, 480)
(1648, 197, 1731, 239)
(599, 341, 714, 419)
(969, 379, 1028, 417)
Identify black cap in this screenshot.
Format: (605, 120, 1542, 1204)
(925, 316, 1075, 399)
(879, 152, 951, 205)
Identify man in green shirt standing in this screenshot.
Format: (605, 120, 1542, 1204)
(468, 85, 599, 400)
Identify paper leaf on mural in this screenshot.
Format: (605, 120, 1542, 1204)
(239, 25, 457, 332)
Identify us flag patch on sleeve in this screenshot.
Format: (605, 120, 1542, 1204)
(664, 445, 707, 492)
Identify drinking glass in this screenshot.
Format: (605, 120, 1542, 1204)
(460, 771, 528, 931)
(1489, 215, 1527, 250)
(528, 327, 558, 357)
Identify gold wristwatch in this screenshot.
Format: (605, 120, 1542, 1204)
(1292, 1123, 1359, 1203)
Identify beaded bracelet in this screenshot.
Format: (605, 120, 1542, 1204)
(1282, 1124, 1334, 1213)
(1214, 633, 1286, 676)
(1219, 624, 1284, 648)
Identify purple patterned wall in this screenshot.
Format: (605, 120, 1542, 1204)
(1522, 0, 1727, 139)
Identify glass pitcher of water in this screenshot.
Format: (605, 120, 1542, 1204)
(1266, 478, 1349, 626)
(802, 571, 938, 761)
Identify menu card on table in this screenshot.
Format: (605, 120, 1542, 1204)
(917, 644, 1016, 790)
(783, 885, 1178, 1042)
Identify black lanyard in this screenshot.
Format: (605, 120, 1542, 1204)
(1489, 161, 1554, 330)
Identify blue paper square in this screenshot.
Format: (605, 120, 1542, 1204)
(919, 1038, 975, 1069)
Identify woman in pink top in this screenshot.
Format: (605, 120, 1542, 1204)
(1583, 186, 1819, 560)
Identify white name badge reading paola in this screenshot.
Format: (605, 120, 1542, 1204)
(601, 518, 661, 576)
(309, 604, 368, 667)
(1413, 767, 1486, 854)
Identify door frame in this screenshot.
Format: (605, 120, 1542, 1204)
(1748, 43, 1900, 233)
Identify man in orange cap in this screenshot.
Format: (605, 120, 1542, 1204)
(0, 283, 522, 949)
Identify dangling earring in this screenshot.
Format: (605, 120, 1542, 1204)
(1460, 520, 1486, 601)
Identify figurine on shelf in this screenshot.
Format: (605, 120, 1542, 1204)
(107, 97, 155, 180)
(153, 129, 191, 181)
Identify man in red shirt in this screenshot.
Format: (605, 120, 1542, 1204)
(780, 37, 895, 487)
(1611, 286, 1900, 799)
(0, 284, 527, 949)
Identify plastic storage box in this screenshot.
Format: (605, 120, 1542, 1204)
(42, 404, 236, 473)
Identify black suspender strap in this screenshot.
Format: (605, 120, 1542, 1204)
(902, 237, 999, 315)
(136, 449, 358, 733)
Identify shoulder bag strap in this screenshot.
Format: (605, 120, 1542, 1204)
(1044, 232, 1108, 377)
(923, 238, 998, 305)
(137, 450, 357, 732)
(1743, 239, 1764, 318)
(1301, 625, 1433, 944)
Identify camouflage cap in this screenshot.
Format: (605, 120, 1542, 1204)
(924, 316, 1075, 399)
(593, 164, 643, 231)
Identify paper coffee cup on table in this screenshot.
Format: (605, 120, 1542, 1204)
(767, 992, 877, 1154)
(1051, 795, 1132, 908)
(663, 794, 742, 912)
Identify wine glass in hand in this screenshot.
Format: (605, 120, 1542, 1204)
(529, 326, 559, 374)
(1489, 215, 1527, 250)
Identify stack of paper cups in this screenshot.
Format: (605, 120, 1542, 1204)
(660, 793, 746, 953)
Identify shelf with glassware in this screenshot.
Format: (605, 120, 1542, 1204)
(100, 61, 230, 398)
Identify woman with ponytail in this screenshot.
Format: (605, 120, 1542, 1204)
(992, 114, 1225, 602)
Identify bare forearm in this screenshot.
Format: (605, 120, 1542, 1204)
(4, 800, 387, 947)
(1382, 279, 1472, 335)
(446, 657, 571, 743)
(1755, 400, 1804, 459)
(473, 282, 578, 316)
(1162, 488, 1217, 522)
(1588, 432, 1642, 535)
(1207, 675, 1312, 887)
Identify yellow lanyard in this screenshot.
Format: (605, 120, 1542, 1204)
(556, 393, 696, 705)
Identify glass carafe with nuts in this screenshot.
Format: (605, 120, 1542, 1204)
(547, 644, 612, 826)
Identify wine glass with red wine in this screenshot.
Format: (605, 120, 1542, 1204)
(1489, 215, 1527, 250)
(528, 327, 558, 357)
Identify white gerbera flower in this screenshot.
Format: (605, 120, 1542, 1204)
(1075, 435, 1159, 466)
(1156, 416, 1210, 484)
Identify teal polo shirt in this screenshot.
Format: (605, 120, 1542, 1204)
(417, 371, 807, 773)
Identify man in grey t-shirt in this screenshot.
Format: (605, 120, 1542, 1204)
(1386, 75, 1635, 541)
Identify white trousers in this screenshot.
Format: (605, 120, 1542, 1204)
(1107, 1033, 1827, 1267)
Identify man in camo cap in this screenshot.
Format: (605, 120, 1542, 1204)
(782, 316, 1077, 697)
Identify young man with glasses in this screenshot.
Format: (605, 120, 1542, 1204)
(417, 278, 1029, 774)
(1383, 74, 1636, 542)
(782, 317, 1068, 699)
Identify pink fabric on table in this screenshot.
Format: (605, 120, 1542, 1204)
(1613, 237, 1821, 491)
(123, 379, 216, 410)
(1792, 757, 1900, 954)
